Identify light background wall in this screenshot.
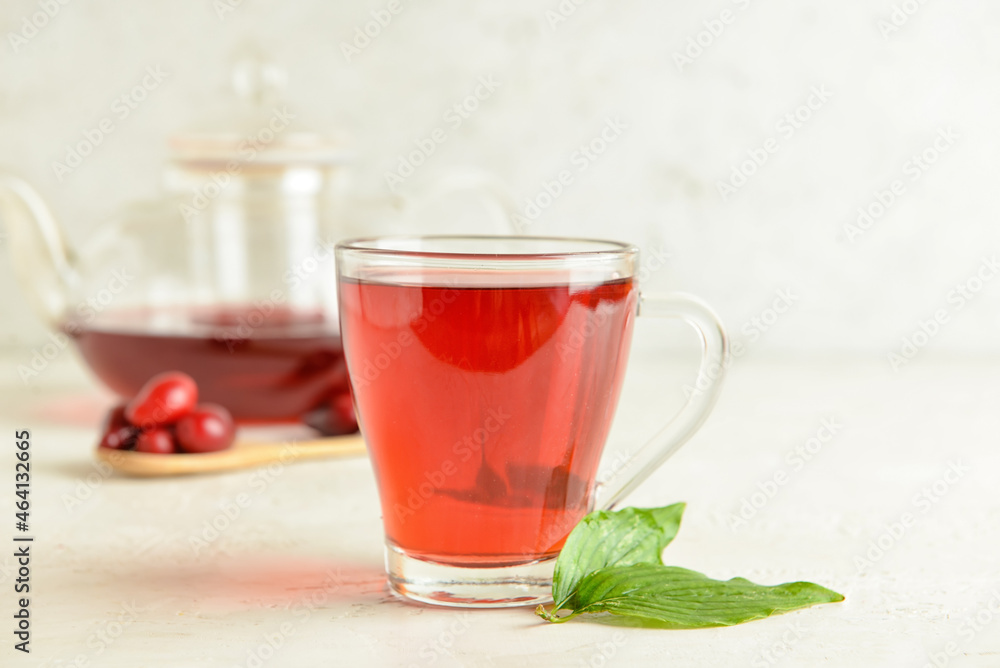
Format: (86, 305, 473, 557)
(1, 0, 998, 370)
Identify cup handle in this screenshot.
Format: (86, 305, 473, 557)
(594, 292, 729, 510)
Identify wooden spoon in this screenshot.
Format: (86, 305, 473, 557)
(95, 433, 366, 477)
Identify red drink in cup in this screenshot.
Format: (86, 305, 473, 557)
(337, 236, 727, 608)
(339, 278, 637, 565)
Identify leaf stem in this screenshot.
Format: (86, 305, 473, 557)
(535, 604, 581, 623)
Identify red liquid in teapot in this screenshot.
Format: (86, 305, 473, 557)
(65, 306, 350, 422)
(338, 277, 637, 566)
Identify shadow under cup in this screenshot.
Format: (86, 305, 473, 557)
(336, 236, 641, 608)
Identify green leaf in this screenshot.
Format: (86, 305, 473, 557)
(540, 503, 845, 628)
(543, 564, 844, 628)
(552, 503, 685, 608)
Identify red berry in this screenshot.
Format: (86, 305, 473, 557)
(175, 404, 235, 453)
(135, 428, 177, 454)
(99, 426, 137, 450)
(302, 391, 359, 436)
(104, 403, 130, 430)
(99, 403, 138, 450)
(329, 392, 359, 433)
(125, 372, 198, 428)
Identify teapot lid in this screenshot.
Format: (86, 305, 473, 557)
(168, 131, 352, 167)
(167, 46, 352, 168)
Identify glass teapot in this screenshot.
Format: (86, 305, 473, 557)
(0, 115, 513, 425)
(1, 127, 364, 423)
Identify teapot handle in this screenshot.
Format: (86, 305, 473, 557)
(401, 170, 520, 236)
(0, 174, 77, 324)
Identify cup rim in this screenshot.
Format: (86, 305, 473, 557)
(335, 235, 638, 260)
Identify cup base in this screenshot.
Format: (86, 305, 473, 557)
(385, 544, 555, 608)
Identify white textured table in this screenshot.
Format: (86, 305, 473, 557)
(1, 352, 998, 667)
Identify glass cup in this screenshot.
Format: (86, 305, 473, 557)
(335, 236, 728, 608)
